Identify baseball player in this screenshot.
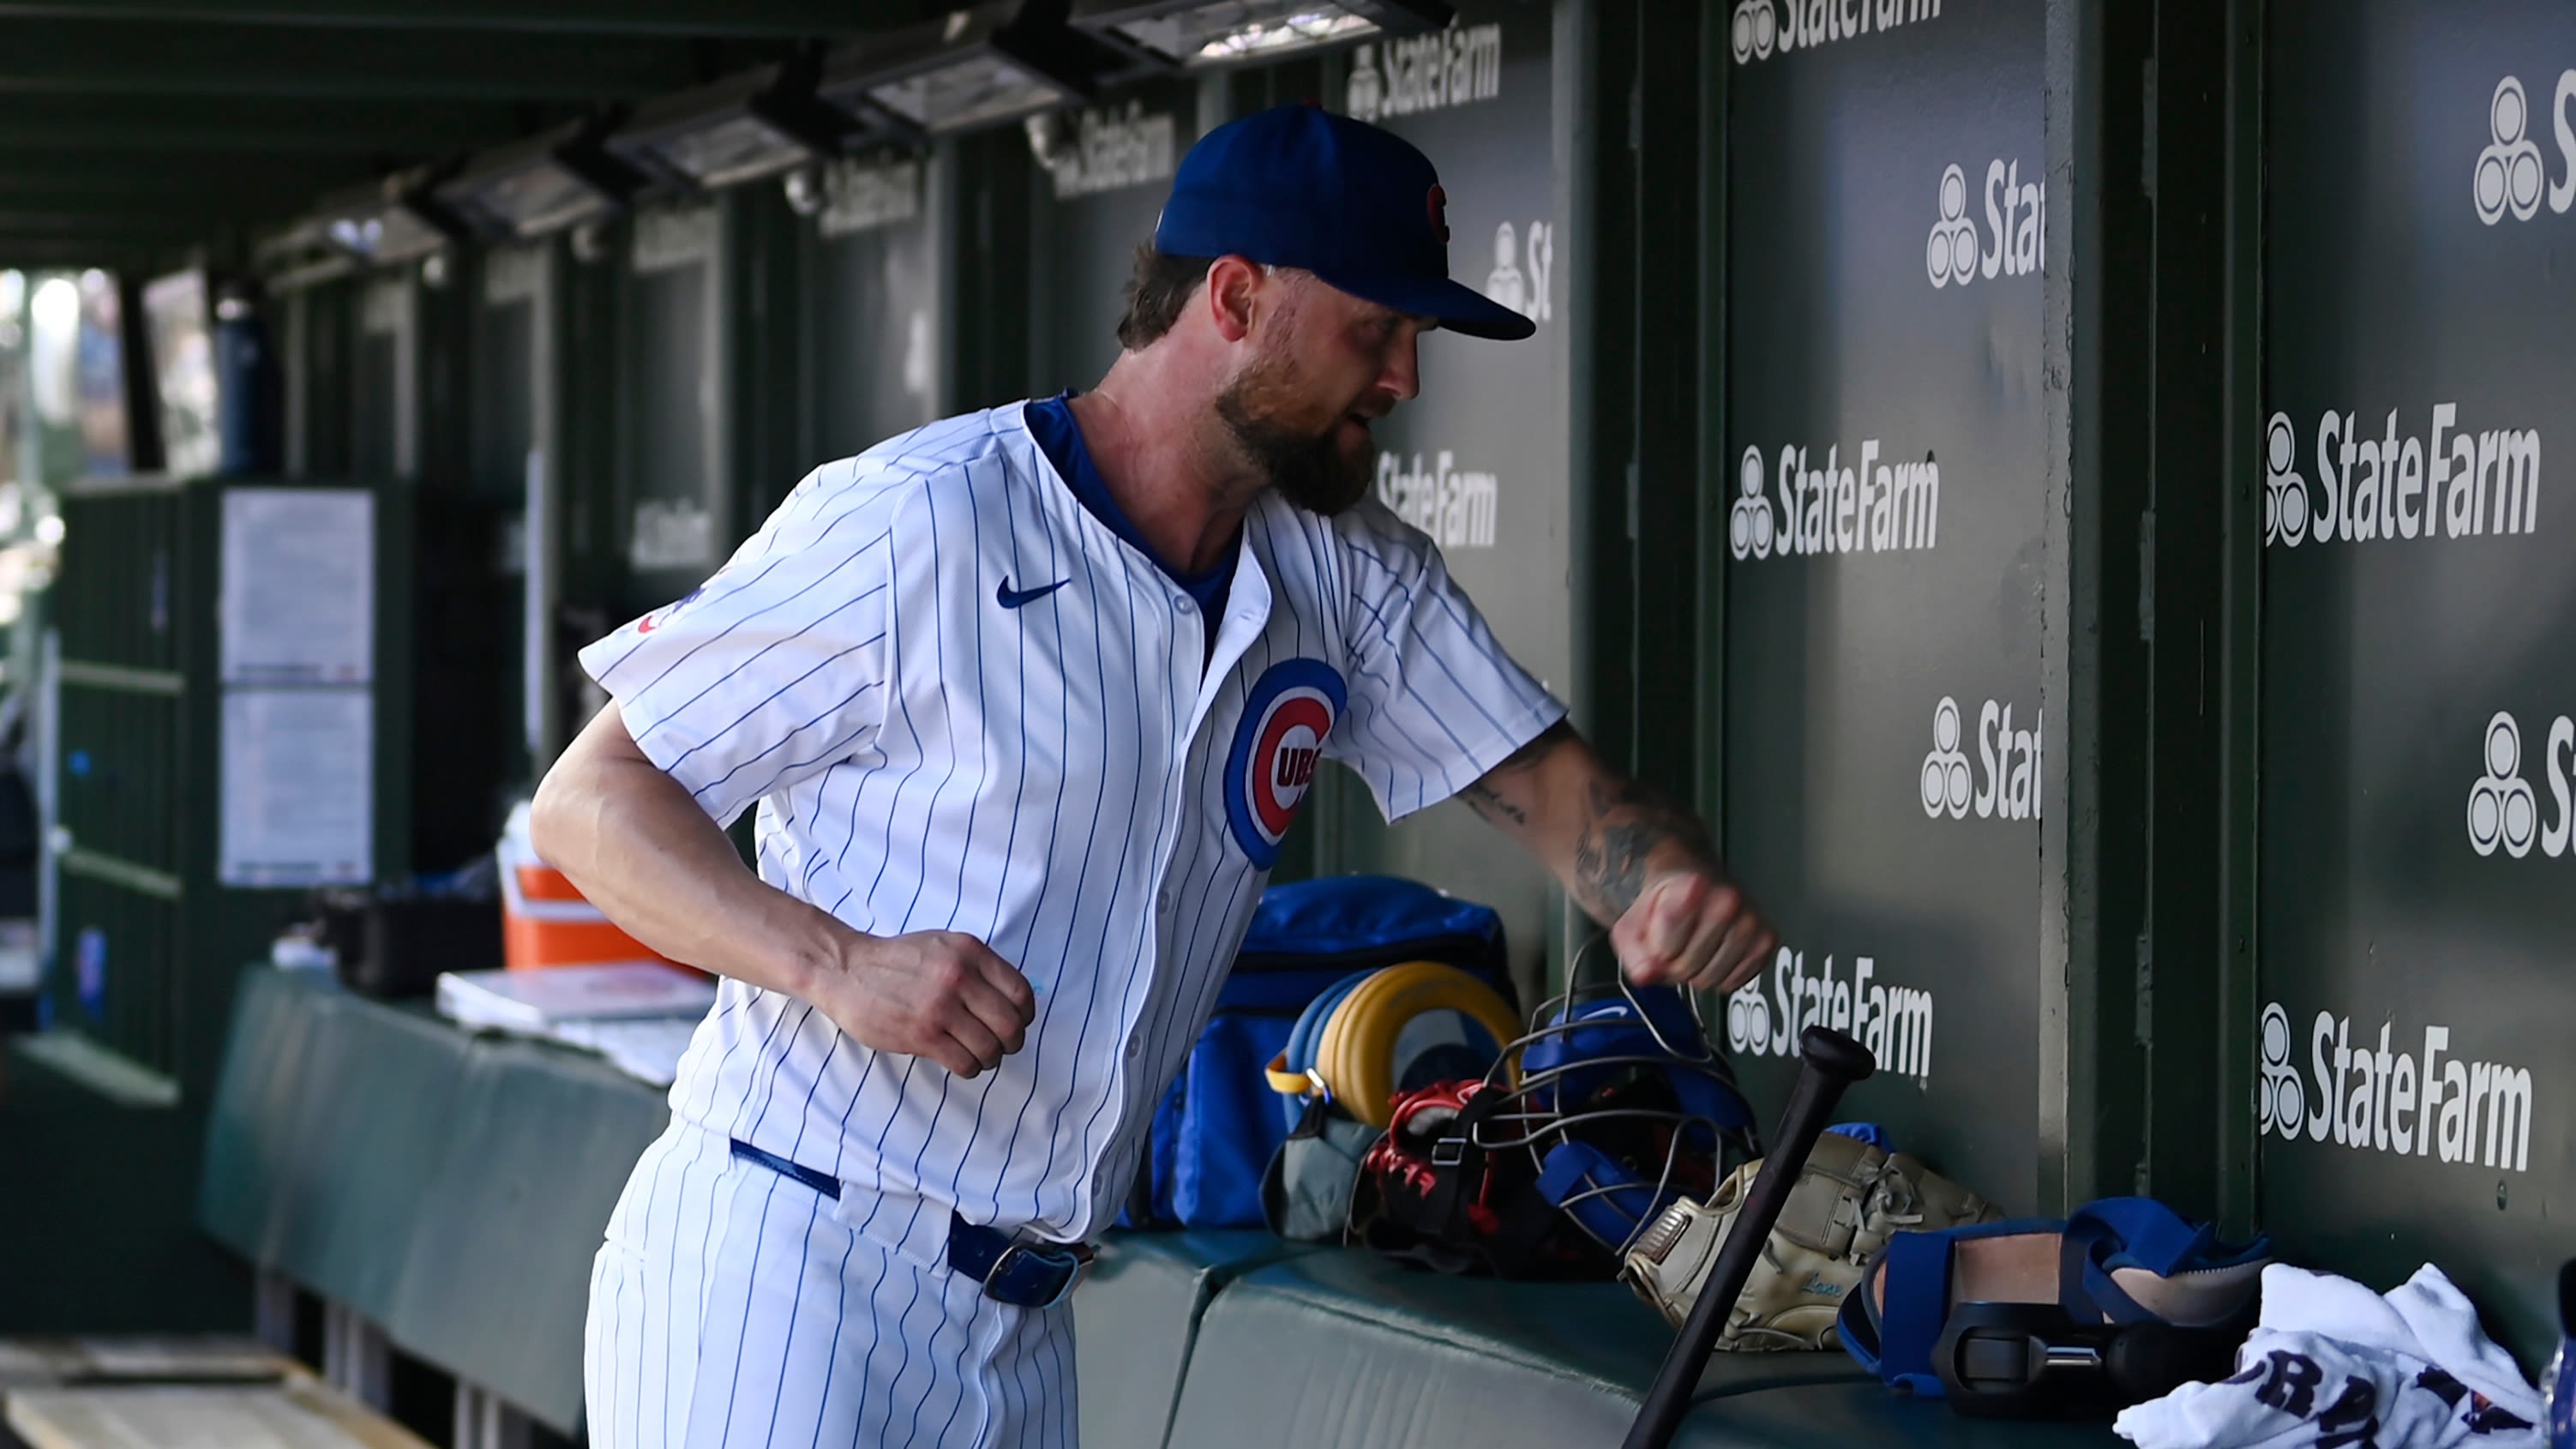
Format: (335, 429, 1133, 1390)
(532, 103, 1777, 1449)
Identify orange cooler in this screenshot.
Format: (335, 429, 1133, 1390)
(497, 802, 669, 971)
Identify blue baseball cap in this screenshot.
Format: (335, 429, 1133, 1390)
(1152, 104, 1535, 342)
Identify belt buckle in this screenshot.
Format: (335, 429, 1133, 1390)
(984, 1239, 1096, 1309)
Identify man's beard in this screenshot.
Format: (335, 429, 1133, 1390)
(1214, 352, 1374, 517)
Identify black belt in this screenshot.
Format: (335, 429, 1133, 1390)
(728, 1139, 1093, 1309)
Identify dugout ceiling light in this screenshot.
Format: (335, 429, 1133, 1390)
(312, 166, 471, 267)
(1068, 0, 1451, 69)
(816, 3, 1099, 139)
(606, 59, 875, 194)
(436, 118, 649, 240)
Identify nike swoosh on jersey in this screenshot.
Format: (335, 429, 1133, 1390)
(996, 577, 1070, 609)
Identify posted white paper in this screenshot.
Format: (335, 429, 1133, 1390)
(219, 688, 372, 887)
(220, 488, 375, 684)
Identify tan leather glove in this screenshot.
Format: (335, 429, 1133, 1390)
(1620, 1131, 2003, 1350)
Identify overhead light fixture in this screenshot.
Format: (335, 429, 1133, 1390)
(817, 5, 1096, 139)
(435, 119, 648, 239)
(1068, 0, 1451, 69)
(312, 166, 470, 266)
(606, 60, 869, 193)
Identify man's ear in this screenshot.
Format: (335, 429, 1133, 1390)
(1204, 256, 1264, 343)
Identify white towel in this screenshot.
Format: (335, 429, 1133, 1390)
(2117, 1264, 2542, 1449)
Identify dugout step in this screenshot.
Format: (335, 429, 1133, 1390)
(0, 1338, 430, 1449)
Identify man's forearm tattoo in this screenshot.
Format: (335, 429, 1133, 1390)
(1459, 721, 1571, 830)
(1570, 775, 1718, 921)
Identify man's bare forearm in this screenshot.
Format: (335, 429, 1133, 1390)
(1459, 721, 1721, 926)
(528, 707, 849, 996)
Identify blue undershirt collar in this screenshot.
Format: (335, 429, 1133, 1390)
(1024, 393, 1238, 620)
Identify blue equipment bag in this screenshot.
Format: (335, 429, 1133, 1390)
(1120, 875, 1515, 1230)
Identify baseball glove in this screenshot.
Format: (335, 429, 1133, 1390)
(1619, 1129, 2003, 1350)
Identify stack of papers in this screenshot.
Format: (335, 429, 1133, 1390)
(552, 1017, 709, 1087)
(435, 964, 717, 1086)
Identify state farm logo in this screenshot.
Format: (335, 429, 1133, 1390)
(1726, 439, 1940, 561)
(2466, 709, 2573, 859)
(817, 156, 922, 237)
(2258, 1001, 2533, 1174)
(1727, 447, 1778, 558)
(2467, 712, 2541, 857)
(1346, 25, 1503, 122)
(2472, 74, 2574, 225)
(1043, 99, 1177, 199)
(1726, 949, 1933, 1082)
(1924, 159, 2045, 289)
(2261, 405, 2540, 549)
(2262, 413, 2309, 546)
(1729, 0, 1779, 61)
(1376, 449, 1496, 550)
(1730, 0, 1943, 66)
(2474, 76, 2548, 224)
(1920, 696, 2042, 821)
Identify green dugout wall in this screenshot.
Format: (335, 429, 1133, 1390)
(1715, 0, 2051, 1210)
(2254, 0, 2574, 1360)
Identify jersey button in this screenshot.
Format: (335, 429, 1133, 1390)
(1126, 1040, 1143, 1060)
(1157, 890, 1174, 915)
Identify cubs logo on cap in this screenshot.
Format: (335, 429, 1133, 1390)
(1225, 658, 1348, 869)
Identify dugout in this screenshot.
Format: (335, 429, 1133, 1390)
(0, 1, 2565, 1446)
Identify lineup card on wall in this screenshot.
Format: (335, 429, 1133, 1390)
(219, 686, 372, 887)
(2255, 0, 2572, 1356)
(219, 487, 375, 684)
(1720, 0, 2048, 1208)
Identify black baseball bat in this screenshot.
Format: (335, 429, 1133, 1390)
(1621, 1025, 1877, 1449)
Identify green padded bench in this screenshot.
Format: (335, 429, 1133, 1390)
(200, 970, 478, 1329)
(199, 970, 1294, 1441)
(1072, 1231, 1318, 1449)
(198, 966, 329, 1267)
(196, 974, 2118, 1449)
(387, 1031, 670, 1435)
(1163, 1248, 1872, 1449)
(197, 969, 671, 1437)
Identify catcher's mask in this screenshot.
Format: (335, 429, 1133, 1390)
(1350, 965, 1762, 1278)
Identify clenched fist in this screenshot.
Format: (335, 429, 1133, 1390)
(804, 929, 1037, 1079)
(1610, 869, 1775, 995)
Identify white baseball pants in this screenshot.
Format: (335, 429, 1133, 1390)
(583, 1121, 1079, 1449)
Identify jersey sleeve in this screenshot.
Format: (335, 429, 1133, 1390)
(576, 461, 910, 828)
(1324, 497, 1570, 822)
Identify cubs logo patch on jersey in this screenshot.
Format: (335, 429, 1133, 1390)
(1225, 658, 1347, 869)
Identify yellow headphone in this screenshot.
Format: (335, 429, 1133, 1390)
(1265, 960, 1522, 1129)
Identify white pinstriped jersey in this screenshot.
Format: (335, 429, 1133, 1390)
(579, 401, 1564, 1243)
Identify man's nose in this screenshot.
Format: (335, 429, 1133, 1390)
(1378, 330, 1421, 402)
